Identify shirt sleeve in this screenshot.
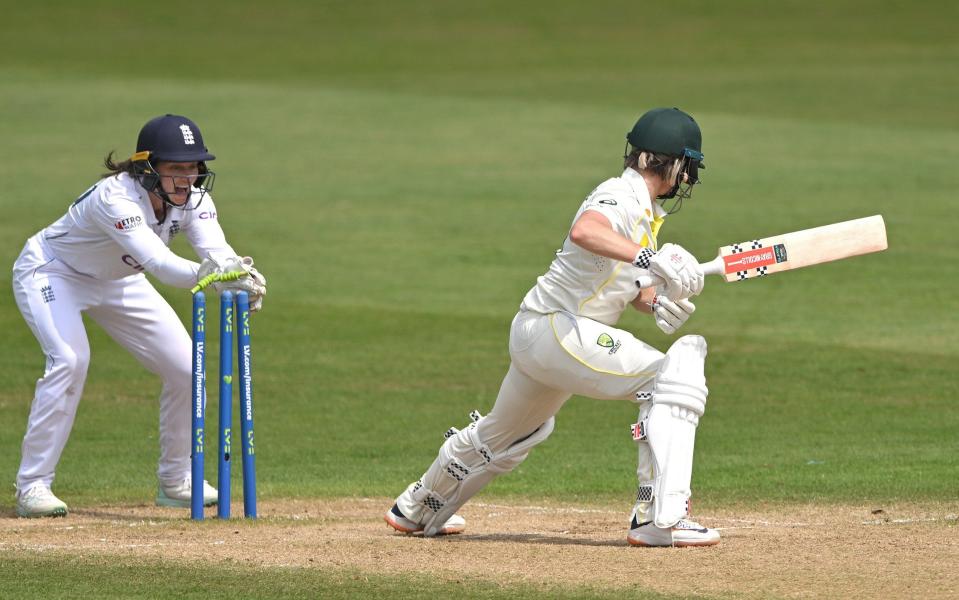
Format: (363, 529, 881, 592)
(183, 196, 238, 263)
(93, 194, 200, 288)
(579, 184, 632, 236)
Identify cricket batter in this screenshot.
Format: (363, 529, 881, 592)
(11, 114, 266, 517)
(385, 107, 719, 546)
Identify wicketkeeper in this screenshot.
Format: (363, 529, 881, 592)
(11, 114, 267, 517)
(385, 107, 719, 546)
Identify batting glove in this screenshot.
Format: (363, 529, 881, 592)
(646, 243, 704, 301)
(651, 295, 696, 335)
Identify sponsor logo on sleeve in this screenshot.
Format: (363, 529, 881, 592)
(115, 215, 143, 231)
(198, 211, 217, 220)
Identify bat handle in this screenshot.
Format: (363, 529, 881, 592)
(635, 256, 725, 290)
(634, 273, 664, 290)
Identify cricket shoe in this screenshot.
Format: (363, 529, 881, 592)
(627, 515, 720, 547)
(16, 484, 68, 518)
(156, 477, 218, 508)
(384, 504, 466, 535)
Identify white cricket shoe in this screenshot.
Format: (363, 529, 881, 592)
(627, 515, 720, 547)
(384, 504, 466, 535)
(156, 477, 218, 508)
(16, 484, 68, 518)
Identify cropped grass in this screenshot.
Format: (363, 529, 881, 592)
(0, 0, 957, 596)
(0, 554, 686, 600)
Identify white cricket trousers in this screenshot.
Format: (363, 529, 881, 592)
(12, 235, 193, 492)
(478, 309, 665, 456)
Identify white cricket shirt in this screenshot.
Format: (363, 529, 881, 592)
(521, 168, 666, 326)
(38, 172, 235, 287)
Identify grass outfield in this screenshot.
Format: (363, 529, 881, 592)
(0, 555, 686, 600)
(0, 1, 957, 597)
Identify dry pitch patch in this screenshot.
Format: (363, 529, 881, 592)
(2, 497, 957, 599)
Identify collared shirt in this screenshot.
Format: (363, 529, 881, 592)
(39, 172, 235, 287)
(521, 168, 666, 326)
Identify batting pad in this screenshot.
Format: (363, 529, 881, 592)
(418, 414, 555, 537)
(638, 335, 708, 528)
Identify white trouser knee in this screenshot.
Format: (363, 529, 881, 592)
(632, 335, 708, 528)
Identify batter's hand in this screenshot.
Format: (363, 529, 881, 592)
(652, 296, 696, 335)
(647, 243, 704, 301)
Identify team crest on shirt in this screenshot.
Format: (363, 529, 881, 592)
(115, 215, 143, 231)
(168, 220, 180, 239)
(597, 333, 621, 354)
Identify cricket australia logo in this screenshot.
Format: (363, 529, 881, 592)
(596, 332, 622, 355)
(180, 124, 195, 145)
(40, 285, 55, 303)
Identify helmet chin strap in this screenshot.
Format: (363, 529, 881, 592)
(149, 188, 174, 225)
(656, 157, 699, 214)
(656, 194, 683, 215)
(148, 182, 192, 225)
(655, 168, 684, 214)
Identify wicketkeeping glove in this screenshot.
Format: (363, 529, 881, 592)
(651, 295, 696, 335)
(237, 256, 267, 312)
(196, 256, 267, 311)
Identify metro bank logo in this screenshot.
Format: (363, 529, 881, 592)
(115, 216, 143, 231)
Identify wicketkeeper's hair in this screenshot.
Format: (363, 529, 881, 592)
(102, 151, 136, 179)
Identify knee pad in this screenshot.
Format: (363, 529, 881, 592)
(412, 410, 555, 537)
(632, 335, 708, 528)
(652, 335, 708, 418)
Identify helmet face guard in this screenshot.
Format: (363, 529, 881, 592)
(131, 151, 215, 210)
(657, 147, 704, 214)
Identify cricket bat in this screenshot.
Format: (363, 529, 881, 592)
(636, 215, 888, 288)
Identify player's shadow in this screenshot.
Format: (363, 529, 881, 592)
(440, 532, 624, 547)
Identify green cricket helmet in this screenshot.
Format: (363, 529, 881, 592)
(625, 107, 705, 209)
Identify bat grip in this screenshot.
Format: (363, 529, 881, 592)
(634, 273, 664, 290)
(635, 256, 724, 290)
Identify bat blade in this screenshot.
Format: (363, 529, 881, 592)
(716, 215, 887, 282)
(635, 215, 888, 289)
